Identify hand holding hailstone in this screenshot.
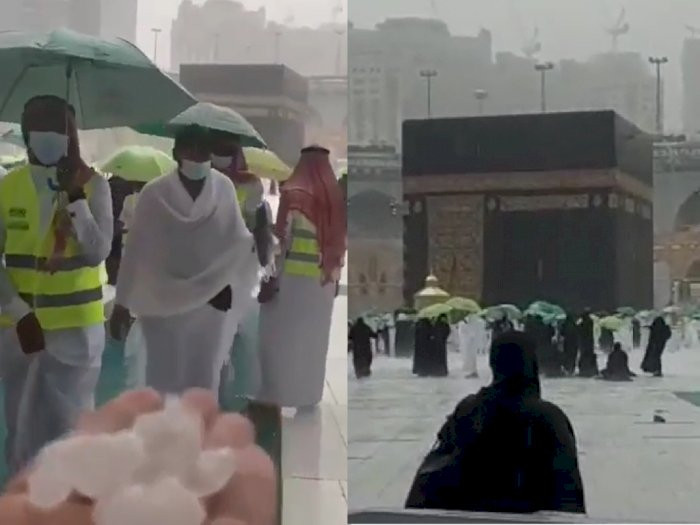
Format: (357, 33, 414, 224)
(0, 389, 277, 525)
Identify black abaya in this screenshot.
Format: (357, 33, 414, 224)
(577, 314, 598, 377)
(641, 317, 672, 376)
(414, 319, 432, 376)
(350, 319, 376, 379)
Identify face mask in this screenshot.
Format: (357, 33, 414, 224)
(28, 131, 69, 166)
(211, 154, 233, 170)
(180, 159, 211, 181)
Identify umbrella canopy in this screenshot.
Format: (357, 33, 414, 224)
(135, 102, 266, 149)
(417, 303, 454, 320)
(662, 305, 681, 315)
(616, 306, 636, 318)
(525, 301, 566, 322)
(599, 315, 624, 332)
(100, 145, 176, 183)
(242, 147, 290, 181)
(445, 297, 481, 315)
(0, 29, 195, 129)
(482, 304, 522, 322)
(0, 124, 24, 148)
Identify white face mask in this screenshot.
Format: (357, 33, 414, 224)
(28, 131, 69, 166)
(211, 154, 233, 170)
(180, 159, 211, 181)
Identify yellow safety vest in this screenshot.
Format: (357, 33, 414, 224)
(0, 165, 105, 330)
(284, 214, 321, 278)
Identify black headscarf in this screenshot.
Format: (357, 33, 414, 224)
(488, 330, 541, 399)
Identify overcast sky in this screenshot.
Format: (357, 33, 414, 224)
(350, 0, 700, 132)
(136, 0, 346, 70)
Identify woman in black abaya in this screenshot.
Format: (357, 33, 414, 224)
(350, 317, 376, 379)
(641, 316, 672, 377)
(429, 315, 451, 377)
(406, 331, 586, 514)
(413, 318, 433, 376)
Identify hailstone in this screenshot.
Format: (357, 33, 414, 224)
(93, 477, 205, 525)
(25, 396, 239, 525)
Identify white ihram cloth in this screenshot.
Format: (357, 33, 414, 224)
(115, 170, 260, 394)
(458, 318, 478, 375)
(447, 325, 460, 354)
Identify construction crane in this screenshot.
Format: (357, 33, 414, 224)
(522, 27, 542, 59)
(686, 25, 700, 38)
(605, 7, 630, 52)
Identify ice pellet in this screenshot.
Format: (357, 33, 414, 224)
(27, 466, 72, 510)
(183, 448, 237, 497)
(132, 397, 203, 483)
(94, 477, 205, 525)
(25, 397, 238, 524)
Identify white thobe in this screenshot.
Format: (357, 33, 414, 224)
(458, 319, 478, 376)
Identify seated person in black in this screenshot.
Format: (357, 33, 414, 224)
(405, 331, 586, 515)
(600, 342, 636, 381)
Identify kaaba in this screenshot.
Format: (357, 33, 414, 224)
(402, 110, 654, 312)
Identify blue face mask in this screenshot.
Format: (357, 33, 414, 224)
(180, 159, 211, 181)
(28, 131, 68, 166)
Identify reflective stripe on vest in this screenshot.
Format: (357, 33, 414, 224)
(284, 215, 321, 278)
(0, 166, 105, 330)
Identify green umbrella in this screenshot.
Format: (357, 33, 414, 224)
(599, 315, 624, 332)
(616, 306, 636, 318)
(445, 297, 481, 314)
(482, 304, 522, 321)
(0, 29, 195, 129)
(417, 303, 454, 320)
(135, 102, 267, 149)
(100, 146, 176, 183)
(525, 301, 565, 319)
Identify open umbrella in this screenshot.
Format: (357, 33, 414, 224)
(0, 28, 195, 129)
(0, 124, 24, 148)
(100, 146, 176, 183)
(445, 297, 481, 315)
(599, 315, 624, 332)
(135, 102, 266, 149)
(242, 147, 290, 181)
(481, 304, 522, 321)
(417, 303, 454, 320)
(525, 301, 566, 320)
(616, 306, 636, 318)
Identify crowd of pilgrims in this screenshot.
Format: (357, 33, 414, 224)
(350, 309, 679, 381)
(350, 311, 682, 515)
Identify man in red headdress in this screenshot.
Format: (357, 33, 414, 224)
(256, 145, 346, 413)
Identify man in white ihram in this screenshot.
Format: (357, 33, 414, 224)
(110, 125, 270, 395)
